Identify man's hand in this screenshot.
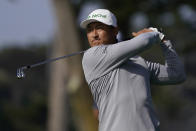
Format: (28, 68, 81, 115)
(132, 27, 165, 41)
(132, 28, 153, 37)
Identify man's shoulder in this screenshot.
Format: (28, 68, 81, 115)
(83, 45, 107, 60)
(82, 45, 110, 83)
(83, 46, 98, 56)
(82, 47, 96, 62)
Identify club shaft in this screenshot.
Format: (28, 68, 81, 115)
(26, 50, 85, 69)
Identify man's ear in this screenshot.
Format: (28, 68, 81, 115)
(114, 27, 119, 36)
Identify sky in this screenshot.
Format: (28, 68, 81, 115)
(0, 0, 103, 49)
(0, 0, 56, 48)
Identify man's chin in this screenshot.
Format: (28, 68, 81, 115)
(92, 41, 102, 46)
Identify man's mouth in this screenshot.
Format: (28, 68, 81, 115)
(92, 39, 101, 44)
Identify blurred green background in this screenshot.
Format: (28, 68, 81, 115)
(0, 0, 196, 131)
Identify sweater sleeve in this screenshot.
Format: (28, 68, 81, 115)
(82, 32, 161, 83)
(146, 40, 186, 85)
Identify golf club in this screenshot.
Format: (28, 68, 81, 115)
(16, 50, 85, 79)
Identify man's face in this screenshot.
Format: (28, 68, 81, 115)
(86, 22, 118, 47)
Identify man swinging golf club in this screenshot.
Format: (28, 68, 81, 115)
(80, 9, 186, 131)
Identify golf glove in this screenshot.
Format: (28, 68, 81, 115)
(149, 27, 165, 41)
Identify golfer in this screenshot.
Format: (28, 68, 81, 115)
(80, 9, 186, 131)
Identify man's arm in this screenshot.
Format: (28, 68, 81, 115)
(146, 40, 186, 85)
(100, 32, 162, 70)
(82, 31, 161, 82)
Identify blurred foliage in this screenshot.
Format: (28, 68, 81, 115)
(1, 0, 196, 131)
(0, 45, 48, 131)
(0, 44, 95, 131)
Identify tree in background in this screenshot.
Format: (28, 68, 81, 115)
(48, 0, 97, 131)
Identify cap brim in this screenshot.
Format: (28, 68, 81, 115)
(80, 19, 100, 29)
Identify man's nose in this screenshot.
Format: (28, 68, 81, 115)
(92, 29, 99, 39)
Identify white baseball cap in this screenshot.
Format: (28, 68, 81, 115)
(80, 9, 117, 29)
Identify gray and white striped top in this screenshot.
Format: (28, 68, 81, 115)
(82, 32, 186, 131)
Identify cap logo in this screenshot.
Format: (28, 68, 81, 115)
(88, 14, 107, 19)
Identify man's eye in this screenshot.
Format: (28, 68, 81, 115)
(87, 28, 93, 32)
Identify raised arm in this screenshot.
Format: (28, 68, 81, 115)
(105, 32, 160, 66)
(146, 40, 186, 85)
(82, 31, 161, 83)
